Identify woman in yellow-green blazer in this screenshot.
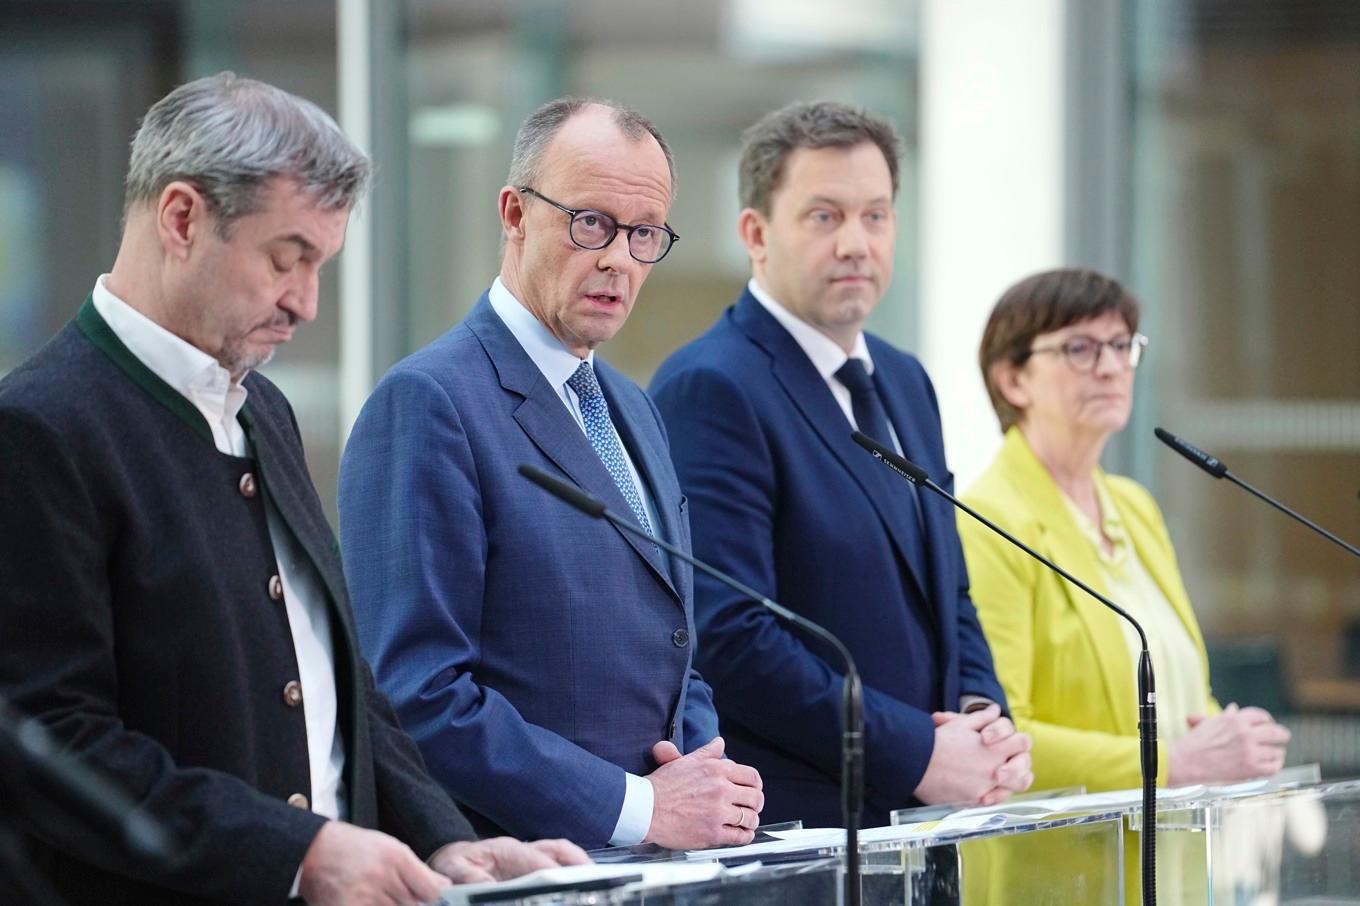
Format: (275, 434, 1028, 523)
(962, 424, 1213, 790)
(958, 269, 1290, 903)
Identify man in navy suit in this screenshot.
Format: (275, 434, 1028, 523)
(650, 101, 1034, 828)
(339, 98, 763, 850)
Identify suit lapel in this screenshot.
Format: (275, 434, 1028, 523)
(236, 399, 360, 642)
(872, 345, 957, 627)
(237, 396, 369, 801)
(465, 297, 680, 603)
(732, 292, 929, 600)
(1000, 430, 1133, 723)
(599, 364, 690, 600)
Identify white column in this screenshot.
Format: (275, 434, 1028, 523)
(337, 0, 373, 444)
(919, 0, 1068, 489)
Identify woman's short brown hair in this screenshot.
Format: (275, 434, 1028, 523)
(979, 268, 1141, 432)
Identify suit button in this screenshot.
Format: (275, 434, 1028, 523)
(283, 680, 304, 708)
(268, 574, 284, 601)
(239, 472, 257, 498)
(287, 792, 310, 810)
(672, 628, 689, 648)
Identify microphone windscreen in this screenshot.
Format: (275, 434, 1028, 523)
(1154, 427, 1228, 479)
(850, 431, 930, 484)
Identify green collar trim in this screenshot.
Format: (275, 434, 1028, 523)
(75, 296, 214, 443)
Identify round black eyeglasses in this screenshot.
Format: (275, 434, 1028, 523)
(519, 187, 678, 264)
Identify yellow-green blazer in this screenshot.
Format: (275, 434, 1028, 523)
(959, 426, 1219, 793)
(956, 428, 1220, 904)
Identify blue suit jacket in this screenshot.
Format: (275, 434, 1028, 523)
(338, 295, 719, 847)
(650, 290, 1006, 827)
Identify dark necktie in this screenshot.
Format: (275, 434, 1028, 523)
(834, 358, 929, 577)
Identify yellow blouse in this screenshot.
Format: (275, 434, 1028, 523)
(1060, 476, 1211, 741)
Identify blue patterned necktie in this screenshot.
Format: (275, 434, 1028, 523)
(566, 361, 654, 537)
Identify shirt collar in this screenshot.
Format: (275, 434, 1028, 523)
(489, 276, 593, 390)
(748, 277, 873, 379)
(91, 275, 246, 418)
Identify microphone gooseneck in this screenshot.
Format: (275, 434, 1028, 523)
(849, 431, 1159, 905)
(0, 697, 177, 865)
(517, 464, 866, 906)
(1155, 427, 1360, 561)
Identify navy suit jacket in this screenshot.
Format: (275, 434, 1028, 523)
(338, 294, 719, 847)
(650, 290, 1006, 827)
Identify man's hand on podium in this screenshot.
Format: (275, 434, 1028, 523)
(429, 836, 589, 883)
(914, 704, 1033, 807)
(297, 820, 589, 905)
(644, 735, 765, 850)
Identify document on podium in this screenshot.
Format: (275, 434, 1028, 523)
(945, 784, 1208, 821)
(439, 861, 752, 904)
(683, 827, 845, 861)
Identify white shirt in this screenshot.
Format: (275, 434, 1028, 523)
(749, 278, 903, 454)
(92, 276, 347, 824)
(487, 277, 657, 846)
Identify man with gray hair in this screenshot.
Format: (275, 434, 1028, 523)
(0, 73, 584, 906)
(651, 100, 1034, 829)
(339, 97, 764, 850)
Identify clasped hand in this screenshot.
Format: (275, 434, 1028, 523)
(1167, 702, 1290, 786)
(644, 735, 765, 850)
(915, 704, 1034, 807)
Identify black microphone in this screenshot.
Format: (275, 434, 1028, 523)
(849, 431, 1160, 906)
(0, 697, 176, 864)
(517, 464, 866, 906)
(1156, 427, 1360, 561)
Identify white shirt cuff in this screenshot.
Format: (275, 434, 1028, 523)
(959, 694, 995, 713)
(290, 865, 302, 899)
(608, 772, 654, 846)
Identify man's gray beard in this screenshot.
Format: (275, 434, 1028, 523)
(220, 343, 275, 378)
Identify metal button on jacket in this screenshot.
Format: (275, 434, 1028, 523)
(268, 574, 283, 601)
(671, 628, 690, 648)
(287, 792, 310, 810)
(282, 680, 303, 708)
(238, 472, 257, 498)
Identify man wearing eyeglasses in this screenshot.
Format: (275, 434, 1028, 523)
(650, 101, 1034, 830)
(338, 99, 764, 851)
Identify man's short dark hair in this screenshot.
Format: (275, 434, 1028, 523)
(738, 100, 902, 215)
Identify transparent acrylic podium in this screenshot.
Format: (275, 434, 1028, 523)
(885, 785, 1127, 904)
(456, 770, 1353, 904)
(886, 764, 1334, 905)
(1121, 765, 1360, 903)
(570, 797, 1124, 905)
(586, 811, 1125, 905)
